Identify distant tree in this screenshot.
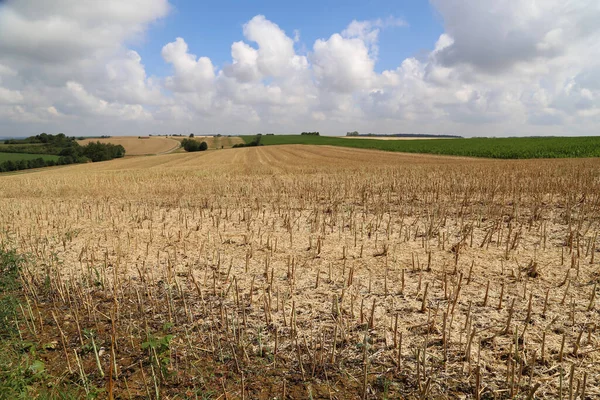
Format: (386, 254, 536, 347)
(15, 160, 28, 170)
(58, 156, 74, 165)
(0, 134, 126, 174)
(232, 134, 263, 148)
(78, 141, 125, 161)
(181, 138, 208, 152)
(346, 131, 359, 136)
(3, 160, 16, 171)
(301, 132, 320, 136)
(189, 133, 194, 138)
(59, 146, 79, 157)
(29, 158, 46, 169)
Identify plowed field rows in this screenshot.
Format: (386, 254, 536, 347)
(1, 145, 599, 399)
(77, 136, 180, 155)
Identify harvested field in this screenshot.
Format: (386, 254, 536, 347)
(176, 135, 245, 149)
(1, 145, 599, 399)
(77, 136, 180, 155)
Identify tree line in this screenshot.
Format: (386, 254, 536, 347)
(0, 133, 126, 173)
(0, 156, 75, 173)
(232, 134, 263, 148)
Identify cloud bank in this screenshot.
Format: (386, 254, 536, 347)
(1, 0, 599, 136)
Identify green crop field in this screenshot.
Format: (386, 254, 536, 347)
(0, 143, 54, 155)
(0, 152, 60, 162)
(242, 135, 600, 159)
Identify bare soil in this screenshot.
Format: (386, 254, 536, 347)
(0, 145, 598, 399)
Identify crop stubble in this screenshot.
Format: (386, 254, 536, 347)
(0, 145, 599, 399)
(77, 136, 181, 156)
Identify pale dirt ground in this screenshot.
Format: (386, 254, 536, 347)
(0, 145, 599, 398)
(77, 136, 181, 155)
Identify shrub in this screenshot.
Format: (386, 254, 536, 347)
(80, 142, 125, 161)
(15, 160, 28, 170)
(233, 135, 263, 148)
(181, 139, 208, 152)
(58, 156, 74, 165)
(59, 147, 79, 157)
(28, 158, 46, 169)
(181, 139, 200, 152)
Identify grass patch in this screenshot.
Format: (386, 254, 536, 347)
(0, 247, 83, 399)
(0, 153, 60, 162)
(0, 143, 45, 150)
(242, 135, 600, 159)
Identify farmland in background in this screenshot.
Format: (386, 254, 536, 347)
(244, 135, 600, 159)
(0, 133, 124, 173)
(0, 152, 59, 162)
(0, 143, 46, 153)
(175, 135, 245, 150)
(1, 145, 599, 399)
(341, 136, 457, 140)
(77, 136, 180, 156)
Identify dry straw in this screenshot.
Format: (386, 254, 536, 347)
(1, 146, 599, 398)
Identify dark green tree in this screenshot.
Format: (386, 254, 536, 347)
(181, 139, 205, 152)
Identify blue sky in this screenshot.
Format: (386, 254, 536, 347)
(135, 0, 443, 78)
(1, 0, 599, 137)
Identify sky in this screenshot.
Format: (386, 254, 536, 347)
(0, 0, 599, 137)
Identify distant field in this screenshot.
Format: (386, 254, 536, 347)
(0, 152, 59, 162)
(244, 135, 600, 159)
(0, 143, 50, 154)
(77, 136, 180, 155)
(342, 136, 456, 140)
(2, 146, 600, 398)
(0, 143, 44, 149)
(175, 135, 244, 149)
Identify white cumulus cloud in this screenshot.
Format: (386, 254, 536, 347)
(1, 0, 600, 136)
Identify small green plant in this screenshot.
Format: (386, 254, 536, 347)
(83, 329, 104, 378)
(0, 248, 83, 399)
(142, 323, 174, 381)
(0, 247, 21, 293)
